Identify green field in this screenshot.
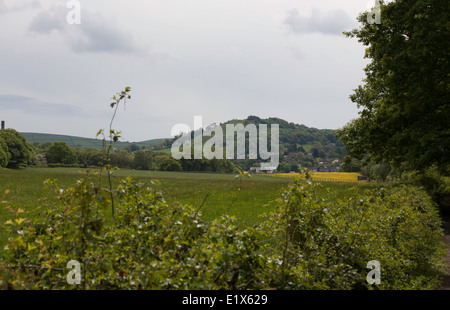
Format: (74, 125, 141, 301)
(0, 167, 376, 246)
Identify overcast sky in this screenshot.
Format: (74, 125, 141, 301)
(0, 0, 374, 142)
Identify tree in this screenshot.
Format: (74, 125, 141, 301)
(278, 162, 291, 173)
(133, 150, 153, 170)
(124, 143, 140, 153)
(110, 150, 133, 168)
(0, 137, 10, 168)
(160, 158, 182, 172)
(153, 153, 171, 170)
(361, 161, 392, 182)
(74, 148, 102, 167)
(46, 142, 77, 165)
(0, 129, 32, 168)
(31, 153, 47, 166)
(318, 150, 326, 159)
(311, 148, 320, 158)
(337, 0, 450, 174)
(341, 159, 361, 173)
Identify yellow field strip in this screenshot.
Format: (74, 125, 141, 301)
(268, 172, 366, 183)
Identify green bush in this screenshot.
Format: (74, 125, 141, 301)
(160, 158, 182, 172)
(0, 172, 266, 289)
(0, 137, 10, 168)
(132, 150, 153, 170)
(46, 142, 77, 165)
(110, 150, 133, 169)
(0, 173, 445, 290)
(399, 165, 450, 213)
(261, 176, 446, 289)
(0, 129, 32, 168)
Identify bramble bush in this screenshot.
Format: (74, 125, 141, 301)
(398, 165, 450, 214)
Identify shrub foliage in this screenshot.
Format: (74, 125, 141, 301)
(0, 172, 445, 290)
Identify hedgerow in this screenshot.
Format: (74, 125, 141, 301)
(0, 172, 445, 290)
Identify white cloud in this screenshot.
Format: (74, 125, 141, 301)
(28, 5, 142, 54)
(0, 0, 40, 14)
(284, 8, 355, 35)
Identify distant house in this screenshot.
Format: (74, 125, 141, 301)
(249, 167, 261, 174)
(249, 165, 278, 174)
(261, 166, 278, 174)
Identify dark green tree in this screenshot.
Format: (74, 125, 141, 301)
(159, 158, 182, 172)
(110, 150, 133, 168)
(0, 129, 32, 168)
(74, 148, 102, 167)
(311, 148, 320, 158)
(0, 137, 10, 168)
(46, 142, 77, 165)
(124, 143, 140, 153)
(337, 0, 450, 174)
(133, 150, 153, 170)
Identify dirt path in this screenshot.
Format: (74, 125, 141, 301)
(439, 216, 450, 290)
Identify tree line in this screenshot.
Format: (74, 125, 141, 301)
(0, 129, 238, 173)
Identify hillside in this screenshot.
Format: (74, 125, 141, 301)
(220, 116, 346, 170)
(20, 132, 163, 150)
(160, 116, 347, 171)
(222, 115, 344, 152)
(20, 116, 347, 171)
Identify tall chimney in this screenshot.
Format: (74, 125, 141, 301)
(1, 121, 4, 130)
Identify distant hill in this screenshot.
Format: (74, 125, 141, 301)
(221, 115, 345, 155)
(20, 116, 347, 170)
(20, 132, 163, 150)
(157, 116, 347, 170)
(221, 116, 343, 148)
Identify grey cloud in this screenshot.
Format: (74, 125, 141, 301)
(284, 8, 355, 35)
(28, 5, 141, 54)
(27, 5, 65, 33)
(0, 94, 86, 117)
(71, 12, 139, 54)
(286, 46, 305, 61)
(0, 0, 40, 15)
(0, 0, 7, 14)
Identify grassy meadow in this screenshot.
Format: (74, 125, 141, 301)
(0, 167, 376, 246)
